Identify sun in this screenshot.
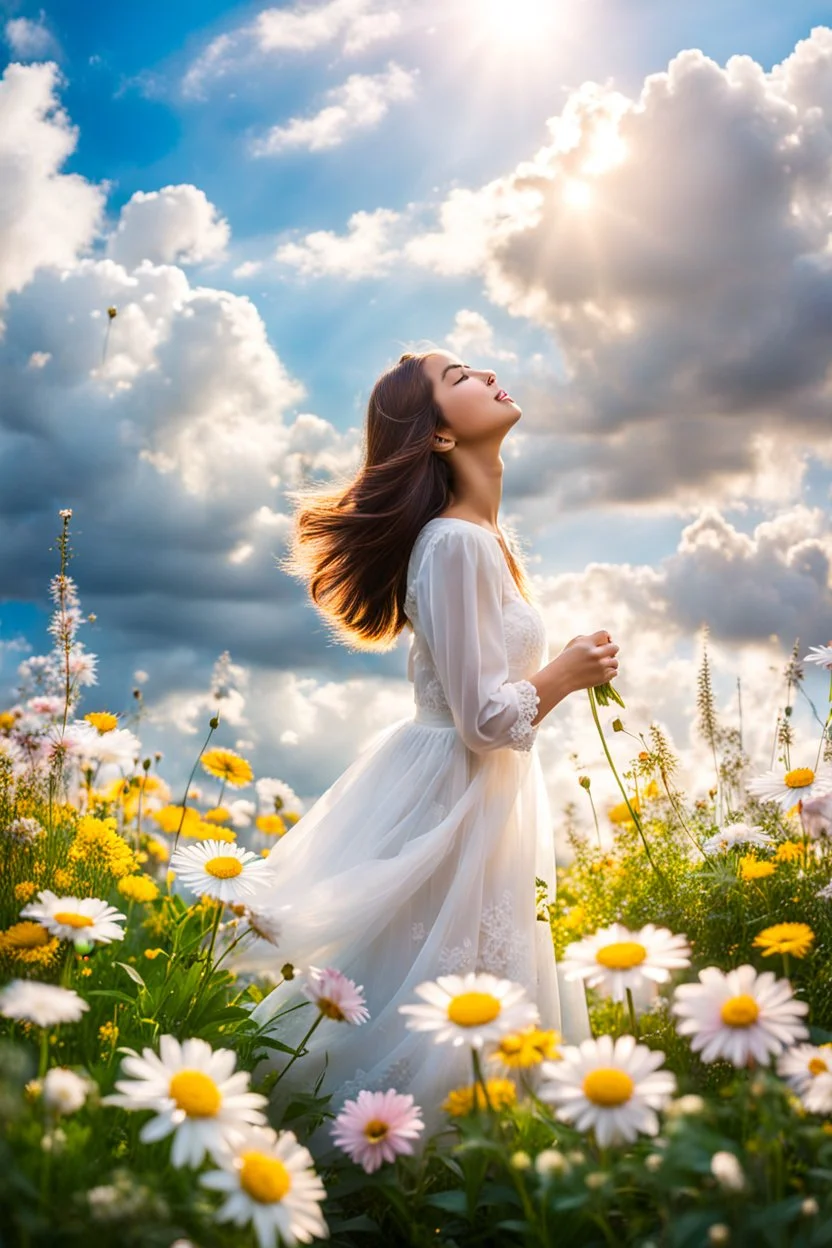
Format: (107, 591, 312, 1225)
(480, 0, 560, 40)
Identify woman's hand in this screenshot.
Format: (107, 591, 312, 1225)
(556, 630, 620, 696)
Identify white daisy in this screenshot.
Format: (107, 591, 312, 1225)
(803, 644, 832, 671)
(399, 972, 538, 1049)
(169, 840, 275, 903)
(78, 726, 142, 770)
(801, 1071, 832, 1115)
(746, 765, 832, 811)
(672, 965, 809, 1066)
(560, 923, 691, 1003)
(702, 823, 774, 855)
(0, 980, 89, 1027)
(21, 890, 127, 948)
(777, 1043, 832, 1095)
(42, 1067, 90, 1115)
(537, 1033, 676, 1147)
(103, 1034, 268, 1168)
(200, 1125, 327, 1248)
(302, 967, 369, 1025)
(255, 777, 302, 815)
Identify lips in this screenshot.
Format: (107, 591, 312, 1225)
(494, 389, 512, 402)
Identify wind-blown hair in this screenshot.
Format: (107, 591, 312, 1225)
(279, 350, 536, 652)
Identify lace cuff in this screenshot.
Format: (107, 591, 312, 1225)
(507, 679, 540, 752)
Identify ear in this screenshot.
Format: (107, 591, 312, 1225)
(433, 433, 455, 451)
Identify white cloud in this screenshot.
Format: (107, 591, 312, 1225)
(107, 185, 230, 269)
(4, 13, 58, 59)
(445, 310, 516, 362)
(250, 63, 416, 155)
(276, 207, 401, 277)
(0, 62, 104, 308)
(182, 0, 402, 100)
(255, 0, 400, 54)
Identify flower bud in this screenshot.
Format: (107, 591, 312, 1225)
(281, 962, 296, 981)
(578, 776, 591, 790)
(209, 716, 219, 729)
(802, 1198, 819, 1217)
(612, 718, 624, 732)
(708, 1226, 730, 1246)
(510, 1151, 532, 1171)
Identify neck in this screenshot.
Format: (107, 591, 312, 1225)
(445, 444, 504, 527)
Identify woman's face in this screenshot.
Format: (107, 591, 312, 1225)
(422, 350, 521, 445)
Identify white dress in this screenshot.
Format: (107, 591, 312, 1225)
(239, 516, 591, 1154)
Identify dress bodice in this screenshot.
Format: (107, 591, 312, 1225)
(404, 518, 548, 729)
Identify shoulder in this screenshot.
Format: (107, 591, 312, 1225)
(411, 519, 502, 577)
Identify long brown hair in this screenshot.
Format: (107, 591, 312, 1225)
(279, 350, 536, 652)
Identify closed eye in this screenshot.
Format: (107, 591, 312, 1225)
(453, 372, 469, 385)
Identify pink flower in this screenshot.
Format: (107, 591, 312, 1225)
(331, 1089, 424, 1173)
(301, 967, 369, 1025)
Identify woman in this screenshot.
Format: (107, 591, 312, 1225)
(235, 347, 620, 1152)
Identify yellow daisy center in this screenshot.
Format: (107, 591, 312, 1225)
(582, 1068, 635, 1107)
(53, 911, 94, 929)
(364, 1118, 389, 1142)
(239, 1151, 291, 1204)
(317, 997, 346, 1021)
(808, 1058, 829, 1077)
(204, 856, 243, 879)
(720, 994, 760, 1028)
(168, 1070, 222, 1117)
(785, 768, 815, 788)
(595, 940, 647, 970)
(447, 991, 501, 1028)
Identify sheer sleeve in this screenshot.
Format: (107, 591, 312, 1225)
(415, 526, 541, 754)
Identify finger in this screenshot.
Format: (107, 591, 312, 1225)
(591, 630, 611, 645)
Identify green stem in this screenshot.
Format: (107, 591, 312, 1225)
(38, 1029, 49, 1080)
(471, 1046, 495, 1116)
(171, 718, 220, 855)
(587, 689, 668, 888)
(625, 988, 639, 1039)
(275, 1011, 323, 1084)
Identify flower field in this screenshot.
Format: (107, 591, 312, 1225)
(4, 512, 832, 1247)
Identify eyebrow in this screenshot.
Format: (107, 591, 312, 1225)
(441, 362, 469, 379)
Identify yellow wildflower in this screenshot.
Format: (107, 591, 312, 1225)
(284, 812, 301, 827)
(144, 948, 165, 960)
(53, 867, 74, 892)
(0, 921, 61, 970)
(14, 881, 37, 903)
(608, 799, 639, 825)
(564, 905, 586, 932)
(753, 923, 814, 959)
(0, 710, 16, 732)
(84, 711, 119, 733)
(152, 805, 202, 835)
(70, 815, 137, 879)
(203, 806, 232, 824)
(443, 1078, 517, 1117)
(200, 748, 253, 788)
(256, 814, 287, 837)
(99, 1021, 119, 1051)
(739, 856, 776, 882)
(183, 821, 235, 843)
(117, 875, 160, 903)
(642, 780, 659, 800)
(96, 777, 132, 804)
(490, 1027, 560, 1069)
(774, 841, 803, 863)
(143, 836, 170, 863)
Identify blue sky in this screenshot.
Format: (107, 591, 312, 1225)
(0, 0, 830, 821)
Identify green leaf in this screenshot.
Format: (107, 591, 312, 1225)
(115, 961, 146, 988)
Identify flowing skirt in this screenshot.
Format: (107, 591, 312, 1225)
(233, 709, 591, 1157)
